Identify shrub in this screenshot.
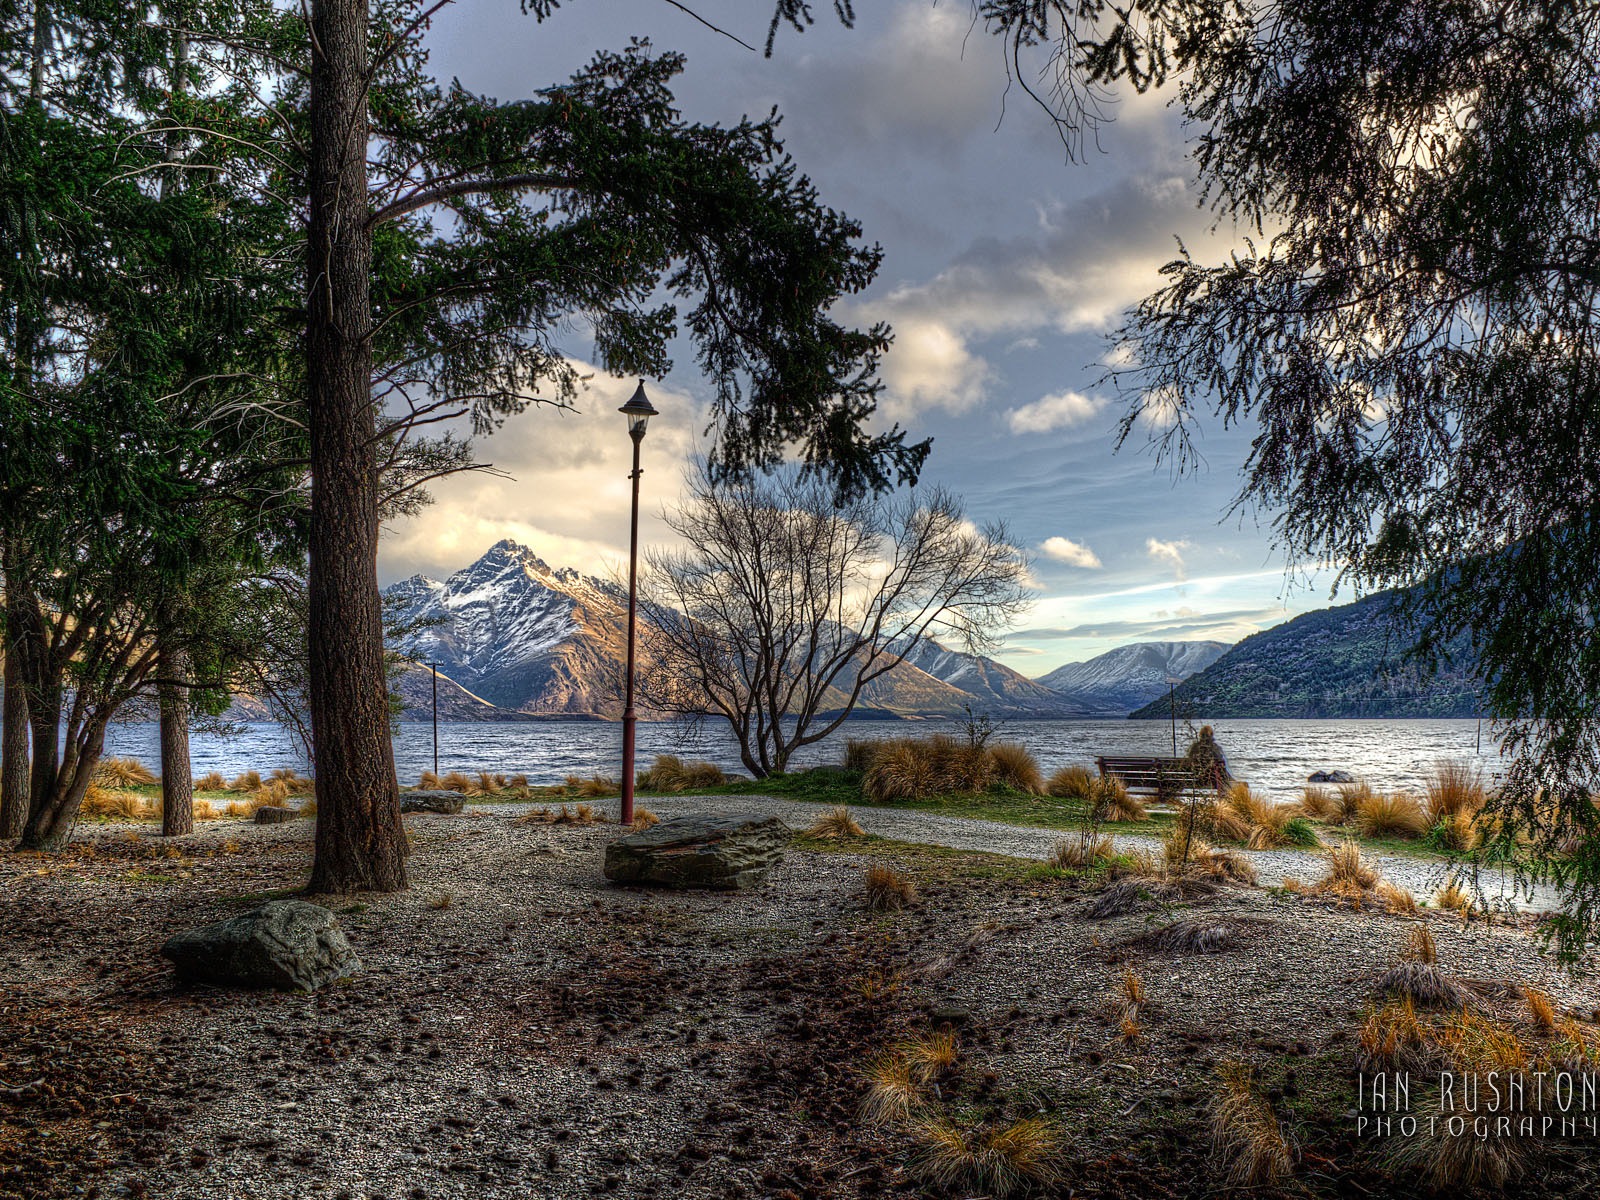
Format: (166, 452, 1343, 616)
(1211, 1061, 1296, 1187)
(94, 757, 157, 788)
(808, 805, 864, 840)
(192, 771, 225, 792)
(863, 864, 917, 911)
(226, 770, 263, 793)
(1299, 785, 1338, 820)
(911, 1117, 1061, 1198)
(1045, 763, 1094, 800)
(1354, 792, 1429, 838)
(1090, 776, 1145, 822)
(987, 743, 1043, 794)
(630, 808, 660, 831)
(1049, 831, 1115, 869)
(1425, 759, 1488, 822)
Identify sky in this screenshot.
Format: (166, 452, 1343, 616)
(377, 0, 1343, 674)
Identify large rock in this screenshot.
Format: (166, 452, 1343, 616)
(161, 901, 361, 992)
(254, 805, 298, 824)
(603, 815, 793, 890)
(401, 790, 465, 814)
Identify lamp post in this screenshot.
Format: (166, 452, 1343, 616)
(618, 380, 658, 827)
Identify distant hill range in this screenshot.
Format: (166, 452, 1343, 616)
(1034, 641, 1229, 717)
(382, 540, 1125, 722)
(1127, 590, 1480, 719)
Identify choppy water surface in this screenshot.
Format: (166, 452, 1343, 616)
(100, 716, 1500, 800)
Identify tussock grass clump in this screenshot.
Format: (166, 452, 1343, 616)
(1119, 1010, 1143, 1045)
(1162, 829, 1256, 884)
(1088, 879, 1159, 919)
(1389, 1117, 1529, 1192)
(576, 775, 617, 798)
(226, 769, 263, 793)
(863, 864, 917, 911)
(1426, 759, 1488, 822)
(1211, 1061, 1296, 1187)
(863, 741, 932, 803)
(94, 757, 157, 788)
(630, 808, 660, 832)
(1334, 779, 1377, 824)
(807, 805, 864, 840)
(1299, 785, 1338, 820)
(987, 743, 1043, 794)
(911, 1117, 1061, 1199)
(1306, 839, 1381, 903)
(1426, 810, 1480, 853)
(470, 771, 504, 796)
(1375, 925, 1476, 1009)
(637, 754, 727, 792)
(223, 796, 264, 818)
(1045, 763, 1094, 800)
(1354, 791, 1429, 838)
(1358, 998, 1438, 1073)
(1524, 987, 1557, 1031)
(844, 738, 882, 773)
(898, 1029, 959, 1082)
(417, 770, 442, 789)
(271, 768, 312, 793)
(1142, 918, 1238, 955)
(1090, 775, 1145, 822)
(192, 771, 226, 792)
(428, 892, 455, 910)
(1435, 878, 1473, 914)
(861, 1055, 924, 1125)
(523, 803, 608, 826)
(1377, 882, 1419, 914)
(1187, 799, 1250, 844)
(299, 798, 317, 818)
(1049, 830, 1115, 869)
(81, 786, 154, 820)
(192, 799, 217, 821)
(1119, 965, 1146, 1007)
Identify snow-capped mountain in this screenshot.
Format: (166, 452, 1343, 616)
(891, 637, 1085, 716)
(1034, 641, 1230, 716)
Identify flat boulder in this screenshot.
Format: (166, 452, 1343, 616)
(254, 805, 298, 824)
(603, 814, 793, 890)
(401, 790, 465, 814)
(161, 900, 361, 992)
(1308, 770, 1356, 784)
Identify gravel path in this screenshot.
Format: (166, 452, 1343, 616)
(504, 792, 1562, 913)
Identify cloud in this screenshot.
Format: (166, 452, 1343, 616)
(877, 315, 991, 415)
(1006, 390, 1107, 435)
(1145, 537, 1191, 578)
(1014, 606, 1282, 641)
(1039, 536, 1102, 568)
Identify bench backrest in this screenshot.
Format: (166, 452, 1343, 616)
(1095, 755, 1229, 795)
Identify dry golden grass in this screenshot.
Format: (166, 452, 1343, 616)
(1435, 879, 1473, 914)
(1425, 759, 1488, 822)
(1119, 965, 1146, 1007)
(192, 771, 225, 792)
(1430, 810, 1480, 853)
(1186, 799, 1250, 843)
(192, 799, 217, 821)
(987, 743, 1043, 794)
(224, 794, 267, 818)
(911, 1117, 1061, 1198)
(863, 864, 917, 911)
(1375, 925, 1476, 1009)
(1210, 1061, 1296, 1187)
(1119, 1011, 1143, 1045)
(270, 768, 313, 794)
(1524, 987, 1557, 1031)
(94, 757, 158, 788)
(1048, 830, 1115, 869)
(898, 1029, 959, 1082)
(1091, 775, 1145, 822)
(1334, 779, 1377, 824)
(226, 770, 263, 793)
(637, 754, 728, 792)
(529, 802, 607, 826)
(1045, 763, 1094, 800)
(428, 892, 455, 910)
(1299, 785, 1338, 820)
(576, 775, 617, 798)
(81, 786, 154, 821)
(1404, 923, 1438, 964)
(1376, 882, 1419, 914)
(417, 770, 442, 789)
(510, 773, 528, 789)
(1391, 1117, 1529, 1191)
(299, 798, 317, 818)
(853, 969, 904, 1002)
(436, 771, 476, 793)
(862, 741, 932, 803)
(1357, 998, 1437, 1073)
(861, 1055, 924, 1125)
(1353, 791, 1429, 838)
(1305, 839, 1381, 904)
(1222, 782, 1274, 828)
(807, 805, 864, 840)
(630, 808, 660, 832)
(843, 737, 882, 772)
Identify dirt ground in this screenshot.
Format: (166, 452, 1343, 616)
(0, 807, 1595, 1200)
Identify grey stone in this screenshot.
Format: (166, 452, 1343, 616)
(253, 805, 298, 824)
(603, 814, 792, 890)
(1308, 770, 1356, 784)
(401, 790, 465, 814)
(161, 900, 361, 992)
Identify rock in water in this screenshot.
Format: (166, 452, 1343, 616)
(401, 790, 465, 814)
(253, 805, 298, 824)
(603, 815, 793, 890)
(161, 901, 361, 992)
(1308, 770, 1356, 784)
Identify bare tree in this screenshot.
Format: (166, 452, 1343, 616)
(640, 467, 1029, 778)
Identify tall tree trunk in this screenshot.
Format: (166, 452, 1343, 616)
(0, 638, 27, 839)
(21, 717, 104, 852)
(158, 638, 192, 837)
(304, 0, 406, 893)
(19, 682, 63, 850)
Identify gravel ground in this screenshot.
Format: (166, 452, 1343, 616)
(496, 792, 1564, 914)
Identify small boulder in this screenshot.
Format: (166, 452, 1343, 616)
(1308, 770, 1356, 784)
(161, 900, 360, 992)
(603, 814, 792, 890)
(253, 805, 298, 824)
(401, 790, 465, 815)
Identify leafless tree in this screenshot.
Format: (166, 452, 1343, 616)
(640, 467, 1030, 778)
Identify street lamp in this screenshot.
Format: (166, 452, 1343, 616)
(618, 380, 658, 826)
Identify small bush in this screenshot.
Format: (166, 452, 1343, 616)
(192, 771, 225, 792)
(1049, 831, 1115, 869)
(95, 757, 157, 788)
(1299, 785, 1338, 820)
(1045, 763, 1094, 800)
(630, 808, 660, 831)
(1090, 776, 1145, 822)
(808, 805, 864, 840)
(863, 864, 917, 911)
(226, 769, 263, 793)
(911, 1117, 1061, 1198)
(988, 743, 1043, 794)
(1425, 759, 1488, 822)
(1355, 791, 1429, 838)
(1211, 1061, 1296, 1186)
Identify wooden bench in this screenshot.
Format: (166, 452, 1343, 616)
(1095, 755, 1231, 797)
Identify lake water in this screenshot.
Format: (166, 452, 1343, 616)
(100, 716, 1501, 800)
